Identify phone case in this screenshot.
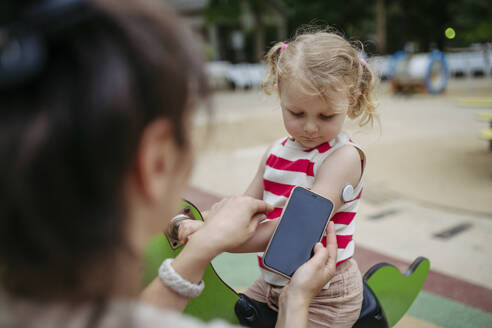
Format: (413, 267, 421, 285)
(261, 186, 334, 279)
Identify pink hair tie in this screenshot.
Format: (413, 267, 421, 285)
(280, 43, 288, 52)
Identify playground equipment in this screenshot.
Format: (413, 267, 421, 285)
(206, 62, 267, 90)
(369, 48, 491, 83)
(143, 201, 430, 327)
(389, 50, 449, 94)
(446, 50, 492, 77)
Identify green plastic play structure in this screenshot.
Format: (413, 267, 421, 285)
(353, 257, 430, 328)
(142, 200, 430, 328)
(142, 201, 241, 324)
(363, 258, 430, 327)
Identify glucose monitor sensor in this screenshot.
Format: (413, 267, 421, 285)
(341, 184, 354, 202)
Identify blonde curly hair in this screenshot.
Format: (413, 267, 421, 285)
(263, 29, 378, 126)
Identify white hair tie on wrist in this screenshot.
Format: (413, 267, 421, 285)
(158, 258, 205, 298)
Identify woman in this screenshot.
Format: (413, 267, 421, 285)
(0, 0, 338, 327)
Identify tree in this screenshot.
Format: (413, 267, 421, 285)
(205, 0, 284, 61)
(282, 0, 376, 52)
(204, 0, 491, 60)
(448, 0, 492, 45)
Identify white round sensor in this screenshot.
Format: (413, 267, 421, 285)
(341, 185, 354, 202)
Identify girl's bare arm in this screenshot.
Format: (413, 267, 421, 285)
(179, 145, 280, 254)
(311, 145, 363, 210)
(228, 146, 279, 253)
(243, 146, 270, 199)
(232, 145, 364, 253)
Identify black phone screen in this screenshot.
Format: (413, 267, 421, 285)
(263, 187, 334, 277)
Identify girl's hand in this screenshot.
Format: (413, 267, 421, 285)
(178, 220, 204, 243)
(281, 221, 338, 306)
(193, 196, 273, 254)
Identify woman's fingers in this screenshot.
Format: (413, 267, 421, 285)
(324, 221, 337, 267)
(310, 222, 337, 263)
(178, 220, 203, 242)
(248, 213, 265, 233)
(207, 196, 272, 218)
(302, 222, 338, 282)
(247, 198, 274, 215)
(313, 222, 337, 274)
(312, 242, 325, 257)
(325, 221, 336, 247)
(308, 242, 329, 273)
(195, 196, 272, 251)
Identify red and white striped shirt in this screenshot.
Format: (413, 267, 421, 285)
(258, 131, 365, 288)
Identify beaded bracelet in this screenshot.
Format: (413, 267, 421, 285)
(158, 258, 205, 298)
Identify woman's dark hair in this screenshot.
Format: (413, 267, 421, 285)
(0, 0, 209, 301)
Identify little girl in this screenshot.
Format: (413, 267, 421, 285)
(179, 30, 377, 328)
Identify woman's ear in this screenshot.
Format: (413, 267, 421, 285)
(134, 118, 177, 202)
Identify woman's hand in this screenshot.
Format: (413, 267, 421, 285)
(285, 221, 337, 303)
(142, 196, 272, 312)
(193, 196, 273, 254)
(276, 222, 337, 328)
(178, 220, 204, 243)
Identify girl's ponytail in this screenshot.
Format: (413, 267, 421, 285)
(263, 42, 285, 95)
(349, 62, 378, 127)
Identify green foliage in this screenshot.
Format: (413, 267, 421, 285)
(282, 0, 492, 53)
(463, 21, 492, 43)
(283, 0, 375, 40)
(204, 0, 242, 25)
(449, 0, 492, 45)
(204, 0, 491, 57)
(204, 0, 274, 26)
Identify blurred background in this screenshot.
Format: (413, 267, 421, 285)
(0, 0, 489, 326)
(170, 0, 491, 62)
(165, 1, 492, 327)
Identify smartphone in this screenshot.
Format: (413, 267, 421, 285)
(262, 187, 334, 278)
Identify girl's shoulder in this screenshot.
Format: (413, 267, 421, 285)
(318, 131, 365, 159)
(266, 136, 291, 155)
(313, 132, 366, 177)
